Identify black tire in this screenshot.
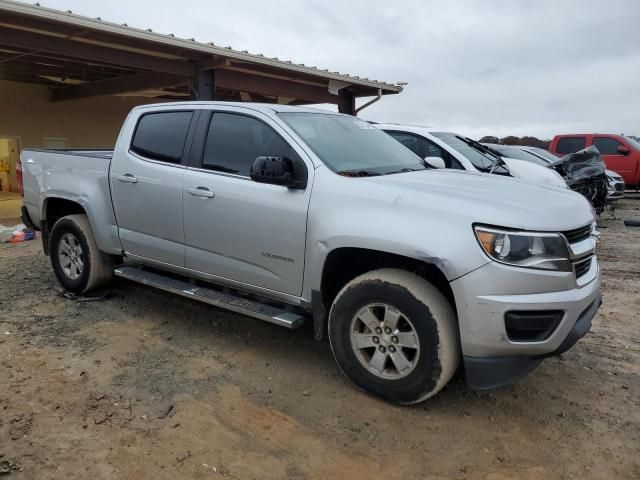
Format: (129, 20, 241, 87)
(328, 268, 460, 404)
(49, 214, 113, 293)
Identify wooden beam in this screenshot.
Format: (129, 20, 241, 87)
(51, 71, 187, 101)
(0, 26, 196, 76)
(338, 89, 356, 116)
(198, 58, 230, 71)
(215, 69, 336, 105)
(192, 69, 216, 100)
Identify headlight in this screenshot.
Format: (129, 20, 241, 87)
(474, 226, 572, 272)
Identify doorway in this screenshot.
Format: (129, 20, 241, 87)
(0, 138, 20, 193)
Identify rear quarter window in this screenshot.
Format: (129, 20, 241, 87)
(556, 137, 586, 155)
(130, 111, 193, 163)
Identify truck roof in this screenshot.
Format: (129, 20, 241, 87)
(130, 101, 338, 115)
(552, 133, 624, 138)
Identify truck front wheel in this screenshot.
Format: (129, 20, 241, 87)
(50, 214, 113, 294)
(328, 268, 460, 404)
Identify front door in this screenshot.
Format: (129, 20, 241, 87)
(110, 110, 194, 266)
(183, 110, 311, 296)
(592, 136, 633, 181)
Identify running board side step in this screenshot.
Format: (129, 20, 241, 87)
(114, 266, 305, 329)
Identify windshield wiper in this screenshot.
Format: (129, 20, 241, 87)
(384, 167, 423, 175)
(455, 136, 506, 173)
(337, 169, 382, 177)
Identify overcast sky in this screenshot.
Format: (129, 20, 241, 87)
(24, 0, 640, 138)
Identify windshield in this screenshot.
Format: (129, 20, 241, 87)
(429, 132, 494, 170)
(526, 147, 561, 163)
(624, 136, 640, 150)
(278, 113, 426, 175)
(492, 146, 549, 166)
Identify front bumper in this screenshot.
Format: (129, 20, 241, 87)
(607, 179, 625, 201)
(463, 295, 601, 389)
(450, 257, 602, 389)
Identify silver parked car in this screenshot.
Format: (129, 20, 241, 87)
(486, 144, 625, 202)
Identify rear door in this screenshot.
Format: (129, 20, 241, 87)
(182, 109, 312, 296)
(554, 136, 586, 156)
(592, 136, 635, 182)
(110, 110, 196, 266)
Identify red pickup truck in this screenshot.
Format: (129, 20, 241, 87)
(549, 134, 640, 187)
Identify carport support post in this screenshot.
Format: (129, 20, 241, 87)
(191, 69, 216, 100)
(338, 88, 356, 116)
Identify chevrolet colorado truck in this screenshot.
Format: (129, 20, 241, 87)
(19, 102, 602, 404)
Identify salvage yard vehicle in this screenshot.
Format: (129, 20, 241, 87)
(19, 102, 602, 404)
(374, 124, 568, 188)
(484, 144, 612, 212)
(492, 145, 625, 202)
(549, 133, 640, 187)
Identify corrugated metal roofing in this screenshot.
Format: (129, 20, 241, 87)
(0, 0, 404, 93)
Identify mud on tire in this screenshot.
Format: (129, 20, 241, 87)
(49, 214, 113, 294)
(328, 268, 460, 404)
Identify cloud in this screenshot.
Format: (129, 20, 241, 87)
(27, 0, 640, 138)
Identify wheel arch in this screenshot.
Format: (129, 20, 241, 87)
(312, 247, 455, 340)
(41, 196, 87, 255)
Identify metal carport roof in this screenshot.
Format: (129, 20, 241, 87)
(0, 0, 404, 114)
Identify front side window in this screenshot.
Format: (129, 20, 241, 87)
(131, 111, 193, 163)
(203, 113, 298, 176)
(556, 137, 586, 155)
(593, 137, 624, 155)
(386, 131, 431, 158)
(386, 131, 464, 170)
(279, 113, 424, 175)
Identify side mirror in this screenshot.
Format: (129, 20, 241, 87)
(423, 156, 446, 169)
(250, 156, 301, 188)
(617, 145, 630, 155)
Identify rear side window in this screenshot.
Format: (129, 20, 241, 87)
(556, 137, 586, 155)
(202, 113, 298, 176)
(131, 111, 193, 163)
(593, 137, 624, 155)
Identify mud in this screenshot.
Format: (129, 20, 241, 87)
(0, 199, 639, 479)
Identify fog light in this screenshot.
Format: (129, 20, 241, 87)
(505, 311, 564, 342)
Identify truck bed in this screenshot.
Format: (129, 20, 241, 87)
(20, 147, 120, 255)
(24, 148, 114, 160)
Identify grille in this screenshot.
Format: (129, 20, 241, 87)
(615, 183, 624, 192)
(562, 224, 592, 244)
(574, 258, 592, 279)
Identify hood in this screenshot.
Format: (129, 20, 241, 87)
(358, 168, 595, 231)
(550, 146, 607, 184)
(501, 157, 568, 188)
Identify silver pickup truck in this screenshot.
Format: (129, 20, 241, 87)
(20, 102, 602, 404)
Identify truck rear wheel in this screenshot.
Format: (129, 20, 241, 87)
(328, 268, 460, 404)
(50, 214, 113, 294)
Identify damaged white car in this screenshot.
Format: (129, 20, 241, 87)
(375, 124, 568, 189)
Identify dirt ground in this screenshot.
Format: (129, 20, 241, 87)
(0, 199, 639, 480)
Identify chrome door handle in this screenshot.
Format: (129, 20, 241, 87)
(187, 187, 215, 198)
(117, 174, 138, 184)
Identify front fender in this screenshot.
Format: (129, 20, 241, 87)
(301, 168, 489, 301)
